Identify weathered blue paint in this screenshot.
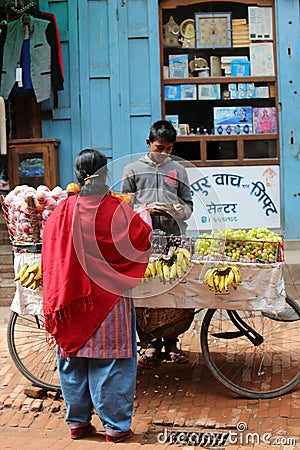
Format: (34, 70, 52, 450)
(275, 0, 300, 239)
(40, 0, 161, 189)
(39, 0, 299, 238)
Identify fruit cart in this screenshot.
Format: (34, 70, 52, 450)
(1, 189, 300, 398)
(133, 232, 300, 399)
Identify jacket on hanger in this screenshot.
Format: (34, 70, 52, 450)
(0, 14, 63, 104)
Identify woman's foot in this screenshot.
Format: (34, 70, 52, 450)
(164, 338, 189, 364)
(106, 429, 133, 443)
(138, 338, 163, 369)
(70, 423, 96, 440)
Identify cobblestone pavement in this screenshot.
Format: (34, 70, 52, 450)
(0, 307, 300, 449)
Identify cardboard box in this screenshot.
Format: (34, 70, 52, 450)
(214, 106, 253, 135)
(164, 85, 181, 101)
(180, 84, 197, 100)
(253, 107, 276, 134)
(169, 54, 189, 78)
(198, 84, 221, 100)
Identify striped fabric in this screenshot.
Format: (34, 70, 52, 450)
(74, 296, 133, 359)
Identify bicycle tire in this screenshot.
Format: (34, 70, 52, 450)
(7, 311, 61, 392)
(200, 295, 300, 399)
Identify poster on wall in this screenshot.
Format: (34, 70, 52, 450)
(186, 165, 281, 232)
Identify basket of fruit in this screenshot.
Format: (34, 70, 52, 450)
(0, 184, 68, 245)
(193, 228, 284, 264)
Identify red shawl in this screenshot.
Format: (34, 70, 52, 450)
(42, 194, 152, 354)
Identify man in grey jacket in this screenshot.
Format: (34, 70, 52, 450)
(121, 120, 194, 369)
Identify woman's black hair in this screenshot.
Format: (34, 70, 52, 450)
(148, 120, 177, 143)
(74, 149, 108, 195)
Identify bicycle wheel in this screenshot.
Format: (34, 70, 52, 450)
(201, 295, 300, 399)
(7, 311, 61, 392)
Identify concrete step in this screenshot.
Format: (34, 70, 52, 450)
(0, 210, 10, 245)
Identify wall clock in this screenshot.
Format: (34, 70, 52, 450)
(195, 12, 232, 49)
(180, 19, 195, 48)
(163, 16, 181, 47)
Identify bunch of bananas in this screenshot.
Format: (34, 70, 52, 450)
(203, 264, 241, 293)
(14, 263, 43, 290)
(141, 247, 192, 284)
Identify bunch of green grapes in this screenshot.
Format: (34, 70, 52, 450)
(194, 228, 282, 263)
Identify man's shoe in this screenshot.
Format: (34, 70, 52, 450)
(105, 429, 133, 443)
(70, 423, 96, 440)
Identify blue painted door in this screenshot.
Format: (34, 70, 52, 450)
(275, 0, 300, 239)
(40, 0, 161, 188)
(39, 0, 300, 238)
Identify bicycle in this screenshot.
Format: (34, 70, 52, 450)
(7, 311, 60, 392)
(6, 236, 300, 398)
(7, 294, 300, 398)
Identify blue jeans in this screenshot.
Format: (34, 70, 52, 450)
(57, 304, 137, 433)
(57, 354, 137, 432)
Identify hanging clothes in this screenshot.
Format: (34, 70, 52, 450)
(0, 96, 6, 155)
(0, 12, 64, 107)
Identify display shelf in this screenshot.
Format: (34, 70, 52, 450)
(159, 0, 279, 166)
(163, 76, 276, 84)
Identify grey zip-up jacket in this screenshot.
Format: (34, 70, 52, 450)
(121, 154, 193, 235)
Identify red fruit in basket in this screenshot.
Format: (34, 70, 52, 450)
(24, 191, 35, 203)
(35, 202, 45, 213)
(36, 190, 48, 204)
(44, 198, 57, 210)
(21, 222, 30, 233)
(37, 185, 50, 192)
(50, 186, 64, 199)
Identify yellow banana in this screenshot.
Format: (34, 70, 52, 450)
(204, 268, 216, 284)
(147, 262, 157, 277)
(218, 274, 225, 293)
(28, 280, 38, 290)
(14, 264, 29, 281)
(170, 261, 177, 281)
(20, 268, 31, 283)
(163, 263, 170, 283)
(213, 273, 220, 292)
(22, 272, 35, 288)
(176, 250, 184, 266)
(176, 260, 183, 278)
(33, 267, 42, 281)
(205, 274, 216, 290)
(181, 257, 187, 273)
(231, 266, 242, 284)
(27, 263, 39, 274)
(224, 269, 234, 290)
(178, 248, 192, 262)
(156, 259, 164, 282)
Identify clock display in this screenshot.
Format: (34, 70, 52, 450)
(195, 12, 232, 49)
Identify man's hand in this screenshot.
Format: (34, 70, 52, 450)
(172, 204, 186, 219)
(141, 202, 186, 219)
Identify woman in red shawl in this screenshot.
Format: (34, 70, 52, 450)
(42, 149, 152, 443)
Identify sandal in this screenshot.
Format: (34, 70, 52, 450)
(167, 349, 189, 364)
(138, 338, 163, 369)
(164, 338, 189, 364)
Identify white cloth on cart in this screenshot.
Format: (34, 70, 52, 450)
(133, 261, 286, 313)
(11, 253, 43, 315)
(11, 255, 286, 315)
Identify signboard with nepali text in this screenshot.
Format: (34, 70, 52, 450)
(186, 165, 281, 232)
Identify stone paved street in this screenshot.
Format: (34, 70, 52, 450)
(1, 306, 300, 448)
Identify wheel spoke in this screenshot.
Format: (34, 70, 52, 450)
(201, 296, 300, 398)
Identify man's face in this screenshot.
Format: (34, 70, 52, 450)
(147, 138, 173, 164)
